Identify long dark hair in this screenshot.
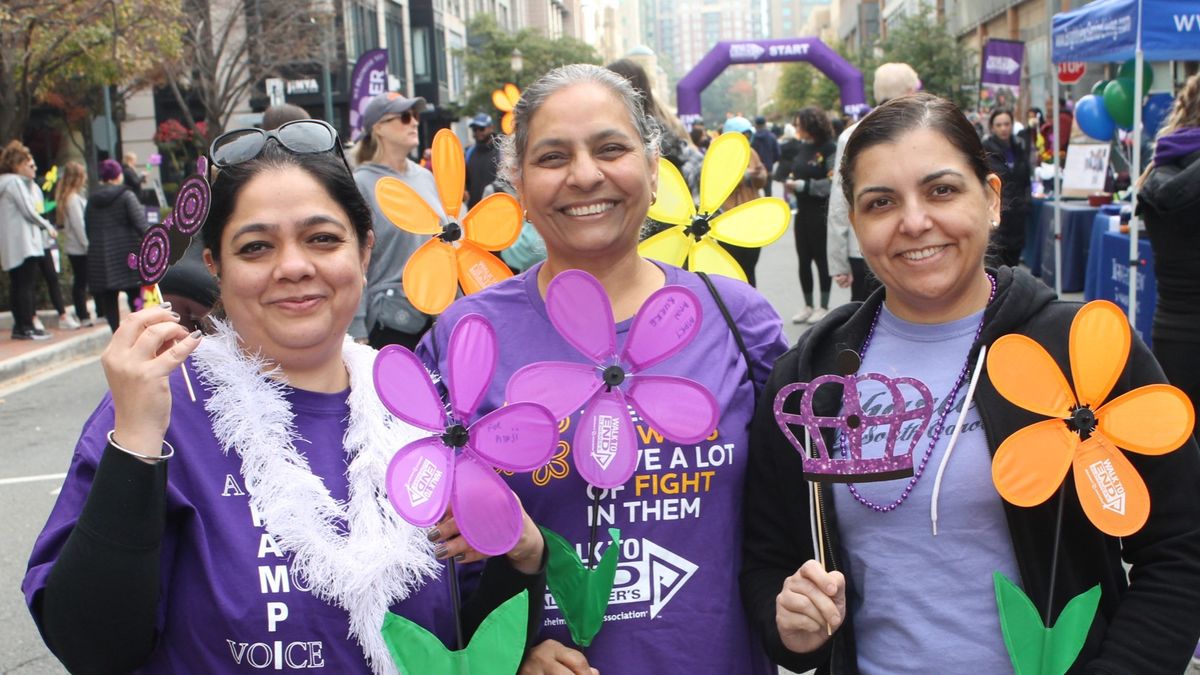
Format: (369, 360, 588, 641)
(841, 93, 991, 205)
(794, 107, 833, 146)
(203, 143, 373, 262)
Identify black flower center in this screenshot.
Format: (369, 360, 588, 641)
(602, 365, 626, 388)
(1066, 406, 1097, 439)
(441, 423, 469, 448)
(684, 214, 711, 241)
(440, 222, 463, 243)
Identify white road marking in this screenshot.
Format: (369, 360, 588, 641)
(0, 473, 67, 487)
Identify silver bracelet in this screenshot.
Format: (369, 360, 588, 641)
(106, 430, 175, 462)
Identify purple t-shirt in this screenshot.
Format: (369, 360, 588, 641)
(24, 366, 457, 673)
(417, 262, 786, 674)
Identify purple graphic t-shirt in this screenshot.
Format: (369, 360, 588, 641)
(418, 262, 786, 674)
(24, 368, 456, 673)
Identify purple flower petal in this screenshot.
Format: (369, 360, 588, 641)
(622, 285, 703, 371)
(627, 374, 719, 444)
(446, 314, 497, 423)
(386, 436, 454, 527)
(373, 346, 446, 432)
(452, 453, 523, 556)
(574, 388, 639, 489)
(468, 402, 559, 472)
(546, 270, 617, 363)
(507, 361, 603, 421)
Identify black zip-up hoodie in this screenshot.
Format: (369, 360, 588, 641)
(742, 266, 1200, 674)
(1136, 148, 1200, 343)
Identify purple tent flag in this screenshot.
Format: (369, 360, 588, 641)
(979, 39, 1024, 114)
(350, 48, 389, 141)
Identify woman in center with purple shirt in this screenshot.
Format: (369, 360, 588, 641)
(418, 63, 787, 673)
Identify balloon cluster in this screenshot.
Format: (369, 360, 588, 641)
(1075, 59, 1173, 142)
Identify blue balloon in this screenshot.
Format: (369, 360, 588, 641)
(1075, 94, 1116, 141)
(1142, 92, 1174, 139)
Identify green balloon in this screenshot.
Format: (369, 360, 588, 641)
(1103, 78, 1136, 130)
(1091, 79, 1109, 98)
(1118, 59, 1153, 94)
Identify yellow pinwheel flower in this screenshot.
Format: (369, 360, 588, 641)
(639, 132, 790, 283)
(491, 83, 520, 135)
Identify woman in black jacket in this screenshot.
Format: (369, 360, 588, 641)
(783, 107, 838, 324)
(86, 158, 148, 331)
(1136, 73, 1200, 430)
(982, 108, 1032, 268)
(742, 94, 1200, 674)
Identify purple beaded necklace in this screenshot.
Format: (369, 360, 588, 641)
(845, 273, 997, 512)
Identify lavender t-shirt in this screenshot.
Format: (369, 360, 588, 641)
(25, 367, 456, 673)
(831, 305, 1020, 674)
(417, 262, 786, 674)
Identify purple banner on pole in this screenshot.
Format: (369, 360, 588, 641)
(979, 39, 1024, 114)
(350, 48, 389, 141)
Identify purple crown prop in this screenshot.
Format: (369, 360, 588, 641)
(773, 368, 934, 483)
(127, 157, 211, 285)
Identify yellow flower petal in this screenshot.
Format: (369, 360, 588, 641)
(647, 158, 695, 226)
(709, 197, 790, 247)
(638, 227, 691, 268)
(698, 132, 750, 215)
(689, 236, 747, 282)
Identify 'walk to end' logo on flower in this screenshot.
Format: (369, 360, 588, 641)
(1086, 458, 1126, 515)
(406, 457, 443, 507)
(468, 260, 497, 287)
(546, 537, 698, 621)
(592, 414, 621, 471)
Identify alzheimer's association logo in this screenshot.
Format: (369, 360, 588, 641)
(406, 457, 444, 507)
(1085, 458, 1126, 515)
(592, 414, 621, 470)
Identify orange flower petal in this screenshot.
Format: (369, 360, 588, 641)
(1070, 300, 1130, 408)
(1096, 384, 1196, 455)
(987, 334, 1076, 418)
(502, 112, 515, 136)
(375, 177, 442, 235)
(992, 418, 1077, 507)
(455, 240, 512, 295)
(492, 89, 513, 113)
(698, 133, 751, 215)
(402, 238, 458, 315)
(689, 236, 748, 282)
(504, 83, 520, 105)
(1071, 433, 1149, 537)
(463, 193, 521, 250)
(432, 129, 466, 217)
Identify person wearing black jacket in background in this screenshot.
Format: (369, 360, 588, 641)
(1136, 73, 1200, 432)
(982, 108, 1032, 268)
(86, 158, 148, 332)
(783, 107, 838, 324)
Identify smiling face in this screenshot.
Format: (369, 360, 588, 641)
(205, 166, 372, 375)
(849, 127, 1001, 323)
(512, 82, 658, 264)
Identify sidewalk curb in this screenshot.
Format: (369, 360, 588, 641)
(0, 329, 109, 387)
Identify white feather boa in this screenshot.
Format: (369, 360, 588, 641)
(191, 319, 439, 674)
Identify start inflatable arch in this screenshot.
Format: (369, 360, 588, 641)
(676, 38, 867, 124)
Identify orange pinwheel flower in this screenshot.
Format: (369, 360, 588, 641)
(375, 129, 521, 315)
(491, 83, 520, 135)
(987, 300, 1194, 536)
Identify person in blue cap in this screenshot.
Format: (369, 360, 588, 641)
(465, 113, 498, 208)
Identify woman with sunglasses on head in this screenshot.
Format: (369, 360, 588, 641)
(417, 64, 788, 675)
(349, 92, 445, 350)
(742, 94, 1200, 674)
(24, 121, 546, 674)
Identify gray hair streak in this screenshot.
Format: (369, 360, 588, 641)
(495, 63, 663, 185)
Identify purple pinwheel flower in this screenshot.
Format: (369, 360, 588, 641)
(374, 314, 558, 556)
(506, 270, 719, 489)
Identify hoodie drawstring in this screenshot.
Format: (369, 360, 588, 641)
(931, 345, 989, 536)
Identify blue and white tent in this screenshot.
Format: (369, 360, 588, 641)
(1049, 0, 1200, 316)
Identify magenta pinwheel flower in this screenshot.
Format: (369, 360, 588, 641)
(374, 314, 558, 556)
(506, 270, 719, 489)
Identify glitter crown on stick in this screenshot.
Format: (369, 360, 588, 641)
(773, 361, 935, 482)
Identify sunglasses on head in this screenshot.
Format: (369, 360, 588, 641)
(209, 119, 348, 170)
